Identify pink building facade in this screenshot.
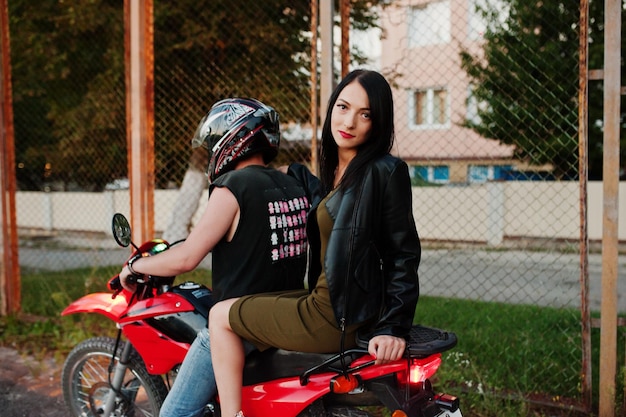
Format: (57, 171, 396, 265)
(378, 0, 523, 183)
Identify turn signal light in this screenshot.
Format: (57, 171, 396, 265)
(391, 410, 408, 417)
(329, 374, 360, 393)
(408, 355, 441, 383)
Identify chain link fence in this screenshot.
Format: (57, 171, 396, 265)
(5, 0, 626, 414)
(378, 0, 624, 412)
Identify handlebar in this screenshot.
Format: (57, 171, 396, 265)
(107, 237, 179, 299)
(108, 273, 142, 299)
(108, 271, 175, 300)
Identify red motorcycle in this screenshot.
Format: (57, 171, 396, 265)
(61, 213, 462, 417)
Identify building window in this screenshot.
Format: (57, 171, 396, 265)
(408, 1, 451, 48)
(414, 165, 450, 184)
(409, 87, 449, 129)
(468, 165, 512, 183)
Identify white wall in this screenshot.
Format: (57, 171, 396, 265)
(15, 182, 626, 243)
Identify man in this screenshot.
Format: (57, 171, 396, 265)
(119, 98, 309, 417)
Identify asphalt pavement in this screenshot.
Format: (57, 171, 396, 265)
(17, 232, 626, 312)
(420, 248, 626, 313)
(0, 347, 66, 417)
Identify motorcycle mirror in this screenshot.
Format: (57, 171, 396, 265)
(112, 213, 132, 248)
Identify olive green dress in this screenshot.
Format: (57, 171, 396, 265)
(229, 191, 361, 353)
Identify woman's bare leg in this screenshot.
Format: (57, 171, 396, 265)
(209, 298, 245, 417)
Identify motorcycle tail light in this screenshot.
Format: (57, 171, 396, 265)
(329, 374, 361, 394)
(391, 411, 408, 417)
(408, 354, 442, 384)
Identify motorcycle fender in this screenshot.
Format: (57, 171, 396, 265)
(241, 356, 428, 416)
(118, 292, 195, 324)
(242, 374, 333, 416)
(241, 357, 400, 416)
(121, 321, 190, 374)
(61, 293, 128, 321)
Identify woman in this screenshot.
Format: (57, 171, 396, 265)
(209, 70, 421, 417)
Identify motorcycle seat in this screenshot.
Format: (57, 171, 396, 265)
(242, 325, 457, 386)
(355, 324, 457, 358)
(242, 348, 361, 386)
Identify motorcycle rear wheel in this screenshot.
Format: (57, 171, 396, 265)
(62, 336, 168, 417)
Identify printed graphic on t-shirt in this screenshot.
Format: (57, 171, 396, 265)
(268, 196, 309, 262)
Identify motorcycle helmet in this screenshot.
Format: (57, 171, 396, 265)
(191, 97, 280, 182)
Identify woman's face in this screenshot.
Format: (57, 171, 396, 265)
(331, 81, 372, 155)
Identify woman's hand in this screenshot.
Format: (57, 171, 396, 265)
(119, 265, 138, 292)
(367, 335, 406, 365)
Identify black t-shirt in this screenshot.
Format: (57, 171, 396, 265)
(209, 165, 309, 301)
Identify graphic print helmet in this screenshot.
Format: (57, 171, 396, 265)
(191, 98, 280, 182)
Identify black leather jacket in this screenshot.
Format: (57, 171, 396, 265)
(288, 155, 420, 339)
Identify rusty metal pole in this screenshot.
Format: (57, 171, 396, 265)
(124, 0, 155, 243)
(0, 0, 20, 316)
(319, 0, 334, 123)
(598, 0, 621, 415)
(577, 0, 592, 411)
(340, 0, 350, 78)
(310, 0, 319, 176)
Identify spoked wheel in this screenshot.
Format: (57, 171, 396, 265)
(62, 337, 168, 417)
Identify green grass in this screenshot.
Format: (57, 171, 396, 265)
(417, 296, 581, 393)
(1, 267, 212, 360)
(416, 296, 625, 416)
(1, 268, 624, 416)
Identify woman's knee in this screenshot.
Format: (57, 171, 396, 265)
(208, 298, 238, 330)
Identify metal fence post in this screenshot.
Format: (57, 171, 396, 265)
(599, 0, 621, 415)
(0, 0, 20, 316)
(319, 0, 334, 124)
(578, 0, 592, 410)
(124, 0, 155, 243)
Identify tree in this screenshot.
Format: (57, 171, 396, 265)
(460, 0, 625, 180)
(156, 0, 382, 239)
(9, 0, 384, 191)
(9, 0, 126, 191)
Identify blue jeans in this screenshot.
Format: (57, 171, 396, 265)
(159, 327, 255, 417)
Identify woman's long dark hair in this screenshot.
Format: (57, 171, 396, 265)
(318, 69, 395, 194)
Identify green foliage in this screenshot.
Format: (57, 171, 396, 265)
(9, 0, 126, 190)
(8, 0, 386, 191)
(2, 266, 213, 358)
(460, 0, 626, 180)
(20, 267, 115, 316)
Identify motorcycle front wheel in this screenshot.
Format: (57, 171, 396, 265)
(62, 336, 168, 417)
